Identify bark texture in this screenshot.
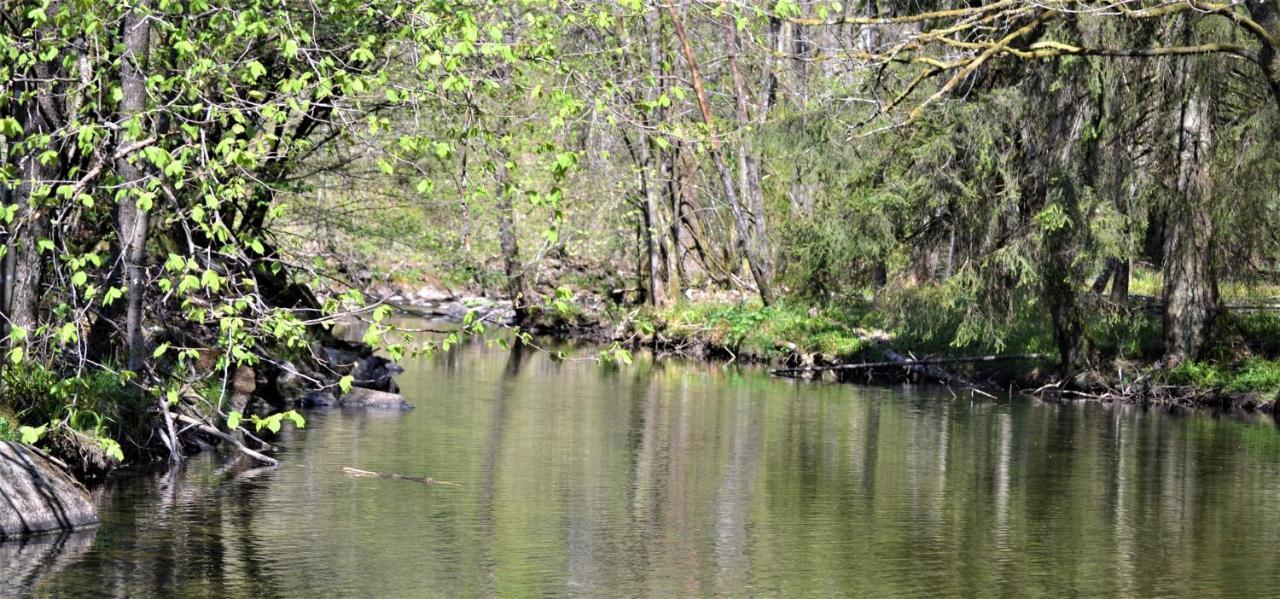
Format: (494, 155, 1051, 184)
(1162, 81, 1217, 365)
(115, 1, 152, 371)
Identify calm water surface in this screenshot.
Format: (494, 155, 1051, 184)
(12, 337, 1280, 597)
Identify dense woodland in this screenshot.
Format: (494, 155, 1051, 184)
(4, 0, 1280, 472)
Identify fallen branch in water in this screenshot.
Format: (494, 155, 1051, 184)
(771, 352, 1049, 376)
(341, 466, 459, 486)
(173, 413, 278, 467)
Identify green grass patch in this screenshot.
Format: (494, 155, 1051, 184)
(1165, 358, 1280, 394)
(653, 301, 867, 359)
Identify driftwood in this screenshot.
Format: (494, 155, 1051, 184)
(771, 352, 1048, 376)
(341, 466, 458, 486)
(173, 413, 278, 466)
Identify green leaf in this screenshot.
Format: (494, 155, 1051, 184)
(103, 286, 125, 306)
(153, 342, 170, 358)
(98, 437, 124, 462)
(282, 410, 306, 429)
(339, 375, 354, 394)
(0, 117, 22, 137)
(19, 424, 45, 444)
(226, 411, 242, 430)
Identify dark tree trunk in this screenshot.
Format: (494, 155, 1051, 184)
(1109, 259, 1130, 304)
(1091, 259, 1117, 294)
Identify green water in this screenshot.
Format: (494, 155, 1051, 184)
(12, 340, 1280, 597)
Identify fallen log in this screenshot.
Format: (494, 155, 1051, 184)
(771, 352, 1048, 376)
(341, 466, 458, 486)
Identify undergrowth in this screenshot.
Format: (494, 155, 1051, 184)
(648, 301, 866, 359)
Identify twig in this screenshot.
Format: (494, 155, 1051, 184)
(341, 466, 458, 486)
(174, 413, 278, 466)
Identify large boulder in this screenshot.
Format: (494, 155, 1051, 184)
(352, 355, 403, 393)
(0, 442, 98, 539)
(318, 341, 403, 393)
(338, 387, 413, 410)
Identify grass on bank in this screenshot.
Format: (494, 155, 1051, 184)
(623, 282, 1280, 396)
(636, 301, 867, 360)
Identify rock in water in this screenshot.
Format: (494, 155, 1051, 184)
(338, 387, 413, 410)
(0, 442, 98, 539)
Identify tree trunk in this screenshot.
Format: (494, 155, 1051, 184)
(1038, 178, 1089, 374)
(1109, 259, 1130, 304)
(1, 135, 12, 332)
(664, 1, 775, 305)
(8, 97, 52, 339)
(640, 7, 669, 307)
(494, 156, 533, 327)
(1162, 76, 1216, 365)
(116, 1, 152, 372)
(732, 15, 778, 304)
(640, 164, 666, 307)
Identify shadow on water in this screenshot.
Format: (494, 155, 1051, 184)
(17, 332, 1280, 597)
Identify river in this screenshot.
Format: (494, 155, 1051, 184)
(12, 336, 1280, 597)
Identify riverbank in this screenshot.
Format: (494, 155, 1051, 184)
(517, 289, 1280, 415)
(366, 271, 1280, 414)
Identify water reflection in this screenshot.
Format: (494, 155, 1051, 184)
(0, 530, 96, 596)
(17, 338, 1280, 597)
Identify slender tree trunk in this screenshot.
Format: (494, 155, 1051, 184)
(640, 163, 666, 306)
(664, 1, 775, 305)
(8, 96, 52, 339)
(116, 1, 152, 372)
(640, 7, 669, 307)
(494, 155, 533, 326)
(732, 14, 778, 303)
(0, 135, 11, 332)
